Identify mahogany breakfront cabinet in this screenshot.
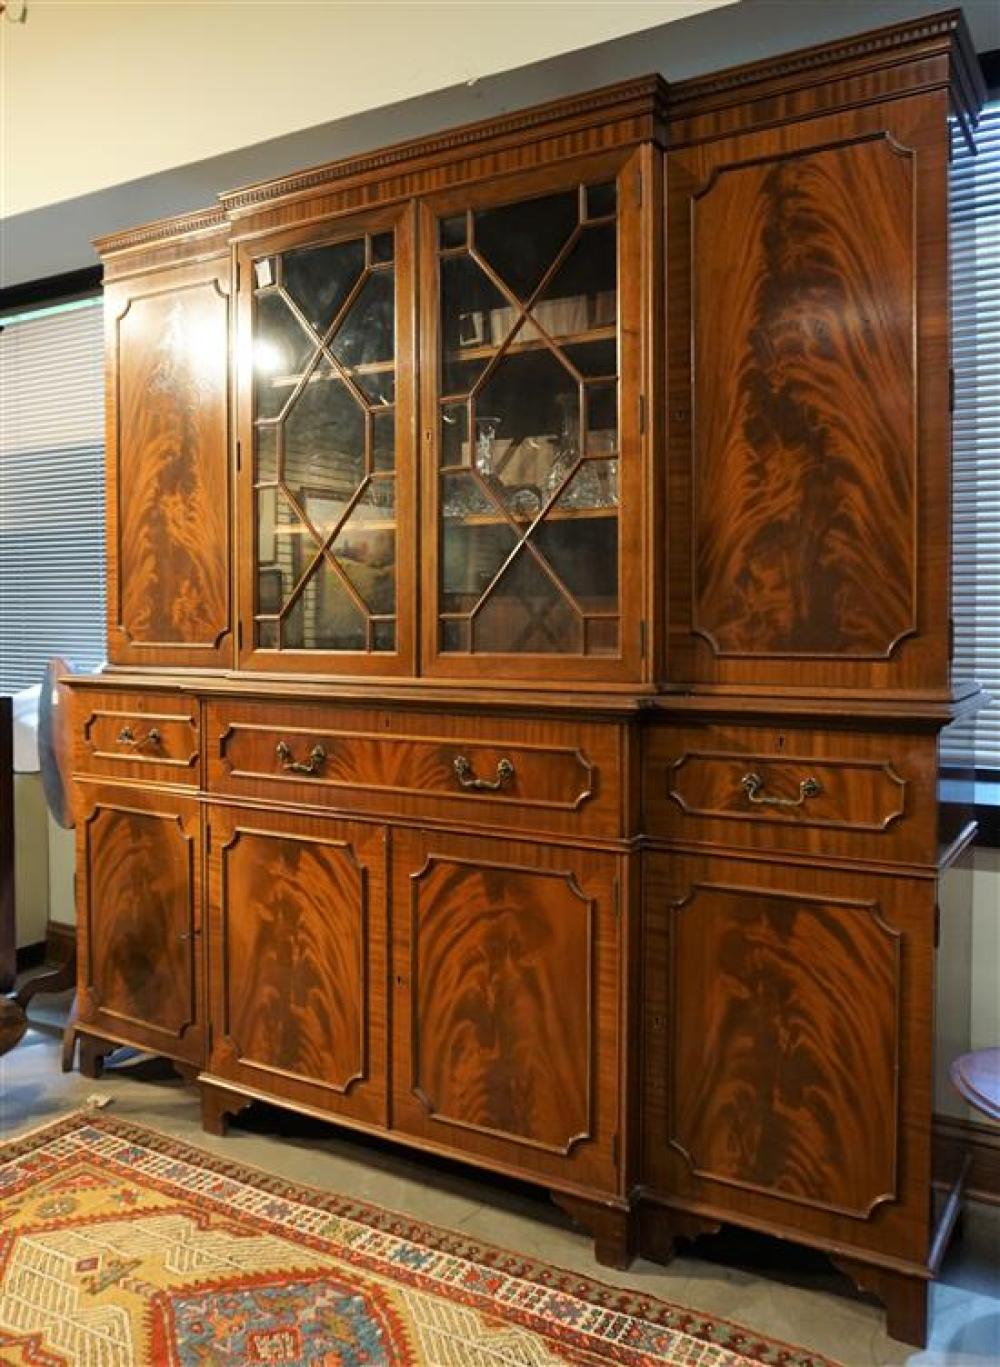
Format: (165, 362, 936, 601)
(65, 12, 986, 1347)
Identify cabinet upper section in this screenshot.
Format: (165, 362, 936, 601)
(95, 11, 984, 695)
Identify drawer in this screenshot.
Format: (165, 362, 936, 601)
(74, 689, 200, 787)
(206, 700, 623, 839)
(644, 721, 938, 865)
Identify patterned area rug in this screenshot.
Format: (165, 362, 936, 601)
(0, 1112, 838, 1366)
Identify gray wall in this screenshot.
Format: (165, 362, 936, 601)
(3, 0, 997, 289)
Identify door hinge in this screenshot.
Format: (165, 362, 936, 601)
(639, 620, 647, 658)
(949, 615, 955, 662)
(613, 877, 621, 921)
(635, 169, 642, 208)
(235, 440, 242, 473)
(639, 394, 646, 435)
(949, 367, 956, 413)
(234, 260, 241, 292)
(237, 620, 243, 650)
(612, 1132, 620, 1167)
(206, 1020, 214, 1053)
(934, 902, 942, 949)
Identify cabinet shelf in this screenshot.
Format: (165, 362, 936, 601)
(446, 325, 616, 367)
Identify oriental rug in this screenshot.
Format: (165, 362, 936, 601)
(0, 1112, 837, 1366)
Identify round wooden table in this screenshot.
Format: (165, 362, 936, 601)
(950, 1048, 1000, 1122)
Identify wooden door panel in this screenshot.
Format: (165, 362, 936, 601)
(207, 807, 386, 1126)
(393, 830, 620, 1191)
(107, 256, 232, 667)
(666, 94, 949, 692)
(644, 852, 934, 1260)
(77, 786, 202, 1063)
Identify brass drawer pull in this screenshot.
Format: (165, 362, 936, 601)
(742, 771, 822, 808)
(276, 740, 326, 775)
(453, 755, 515, 792)
(116, 725, 162, 751)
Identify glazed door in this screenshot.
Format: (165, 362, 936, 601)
(205, 806, 387, 1127)
(420, 150, 647, 683)
(105, 255, 232, 667)
(235, 205, 416, 674)
(77, 785, 203, 1064)
(665, 93, 949, 692)
(643, 851, 935, 1263)
(392, 829, 621, 1192)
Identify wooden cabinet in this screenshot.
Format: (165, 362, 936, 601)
(76, 785, 203, 1067)
(100, 216, 233, 668)
(390, 829, 622, 1193)
(203, 806, 387, 1129)
(67, 13, 985, 1348)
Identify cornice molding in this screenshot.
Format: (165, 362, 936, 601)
(219, 74, 669, 213)
(94, 206, 228, 258)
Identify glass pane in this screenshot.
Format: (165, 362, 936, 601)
(256, 424, 278, 483)
(282, 557, 367, 651)
(534, 503, 618, 613)
(440, 255, 512, 394)
(370, 232, 394, 265)
(373, 620, 396, 652)
(441, 403, 469, 467)
(331, 480, 396, 615)
(256, 619, 278, 648)
(562, 338, 617, 378)
(551, 456, 618, 512)
(254, 257, 276, 289)
(254, 294, 316, 419)
(473, 550, 580, 654)
(282, 238, 365, 334)
(585, 181, 617, 219)
(474, 349, 580, 503)
(329, 270, 395, 402)
(439, 214, 468, 249)
(372, 408, 395, 471)
(535, 223, 616, 336)
(442, 515, 518, 614)
(257, 488, 312, 613)
(585, 382, 617, 455)
(441, 618, 469, 652)
(283, 362, 365, 500)
(441, 470, 493, 519)
(474, 189, 578, 300)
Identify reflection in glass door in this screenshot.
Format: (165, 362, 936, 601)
(250, 229, 399, 656)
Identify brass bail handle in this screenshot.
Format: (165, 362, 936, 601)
(453, 755, 515, 792)
(116, 725, 162, 750)
(741, 772, 822, 809)
(276, 740, 327, 775)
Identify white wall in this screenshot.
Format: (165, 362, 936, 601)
(0, 0, 733, 218)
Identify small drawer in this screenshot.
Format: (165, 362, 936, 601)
(74, 689, 200, 787)
(645, 721, 937, 865)
(207, 700, 623, 839)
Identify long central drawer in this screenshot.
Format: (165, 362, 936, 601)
(206, 700, 624, 839)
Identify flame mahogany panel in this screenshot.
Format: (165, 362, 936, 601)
(77, 786, 202, 1064)
(644, 853, 936, 1261)
(108, 260, 231, 666)
(666, 93, 950, 692)
(206, 807, 386, 1127)
(644, 721, 938, 865)
(392, 829, 620, 1190)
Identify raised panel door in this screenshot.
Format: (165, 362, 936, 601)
(665, 93, 950, 692)
(643, 851, 935, 1262)
(106, 257, 232, 667)
(205, 806, 386, 1126)
(392, 829, 621, 1191)
(77, 785, 203, 1064)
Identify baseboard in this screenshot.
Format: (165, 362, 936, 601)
(16, 921, 76, 973)
(934, 1112, 1000, 1205)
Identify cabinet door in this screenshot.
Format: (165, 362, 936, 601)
(421, 151, 646, 684)
(392, 829, 621, 1191)
(105, 255, 232, 667)
(205, 806, 387, 1127)
(235, 205, 416, 675)
(643, 852, 935, 1263)
(666, 93, 949, 693)
(77, 785, 203, 1064)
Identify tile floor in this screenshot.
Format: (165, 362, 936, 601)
(1, 997, 998, 1367)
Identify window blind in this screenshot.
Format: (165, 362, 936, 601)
(948, 98, 1000, 769)
(0, 299, 106, 694)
